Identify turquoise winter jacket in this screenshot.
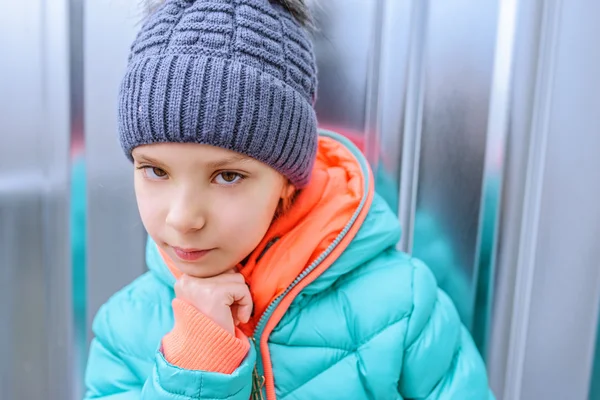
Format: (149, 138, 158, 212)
(84, 131, 494, 399)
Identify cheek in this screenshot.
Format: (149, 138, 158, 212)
(134, 177, 165, 235)
(217, 187, 281, 250)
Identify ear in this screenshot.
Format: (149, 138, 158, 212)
(281, 180, 295, 200)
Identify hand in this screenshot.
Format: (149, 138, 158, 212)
(174, 271, 253, 336)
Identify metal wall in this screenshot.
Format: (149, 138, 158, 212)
(488, 0, 600, 398)
(311, 0, 500, 343)
(0, 0, 75, 398)
(2, 0, 600, 399)
(84, 0, 148, 345)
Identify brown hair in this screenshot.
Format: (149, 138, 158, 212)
(274, 184, 297, 220)
(271, 0, 315, 30)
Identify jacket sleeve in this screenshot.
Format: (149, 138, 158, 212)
(84, 302, 256, 400)
(398, 258, 495, 400)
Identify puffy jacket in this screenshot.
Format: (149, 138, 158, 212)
(84, 130, 494, 399)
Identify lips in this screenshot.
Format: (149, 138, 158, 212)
(172, 246, 212, 262)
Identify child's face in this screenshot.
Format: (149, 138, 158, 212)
(132, 143, 289, 278)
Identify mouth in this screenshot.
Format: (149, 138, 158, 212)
(171, 246, 213, 262)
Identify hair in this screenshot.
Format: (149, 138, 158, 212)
(141, 0, 164, 15)
(143, 0, 314, 29)
(272, 0, 314, 30)
(275, 183, 298, 219)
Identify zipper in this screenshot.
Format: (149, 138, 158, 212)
(250, 338, 266, 400)
(250, 184, 369, 399)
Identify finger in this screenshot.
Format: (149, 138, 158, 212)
(236, 302, 253, 324)
(231, 304, 240, 326)
(229, 284, 253, 324)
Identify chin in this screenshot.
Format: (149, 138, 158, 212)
(177, 263, 213, 278)
(177, 262, 230, 279)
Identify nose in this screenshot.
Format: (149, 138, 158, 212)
(165, 187, 206, 234)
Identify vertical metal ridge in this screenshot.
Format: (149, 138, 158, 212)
(363, 0, 385, 169)
(471, 0, 518, 359)
(397, 0, 428, 253)
(40, 0, 77, 398)
(502, 0, 563, 398)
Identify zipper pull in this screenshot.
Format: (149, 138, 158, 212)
(250, 337, 265, 400)
(251, 366, 266, 400)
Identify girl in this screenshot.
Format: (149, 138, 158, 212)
(84, 0, 494, 398)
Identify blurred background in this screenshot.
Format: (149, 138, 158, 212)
(1, 0, 600, 399)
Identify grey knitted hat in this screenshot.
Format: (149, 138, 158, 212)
(118, 0, 318, 188)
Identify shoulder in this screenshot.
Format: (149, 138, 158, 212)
(92, 271, 175, 361)
(279, 249, 442, 345)
(338, 249, 442, 327)
(349, 250, 467, 369)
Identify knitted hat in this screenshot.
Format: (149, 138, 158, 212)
(118, 0, 318, 188)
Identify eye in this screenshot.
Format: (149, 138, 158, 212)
(214, 171, 244, 185)
(141, 166, 168, 180)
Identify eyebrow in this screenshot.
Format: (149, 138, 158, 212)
(133, 153, 252, 169)
(133, 154, 163, 166)
(206, 155, 253, 169)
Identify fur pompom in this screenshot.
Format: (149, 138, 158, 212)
(270, 0, 314, 29)
(142, 0, 166, 15)
(142, 0, 314, 29)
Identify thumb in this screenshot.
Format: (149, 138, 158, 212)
(235, 301, 253, 325)
(229, 284, 253, 325)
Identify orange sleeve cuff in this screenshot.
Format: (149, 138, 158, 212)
(162, 298, 250, 374)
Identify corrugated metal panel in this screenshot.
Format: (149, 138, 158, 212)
(0, 0, 74, 398)
(3, 0, 600, 398)
(312, 0, 500, 339)
(83, 0, 147, 346)
(489, 0, 600, 398)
